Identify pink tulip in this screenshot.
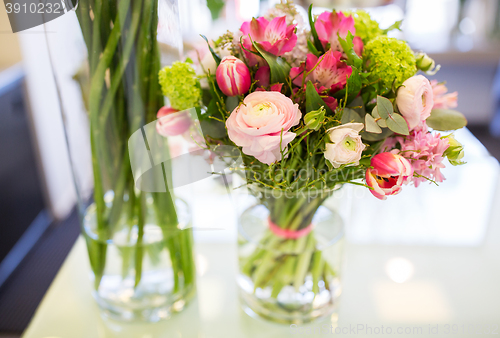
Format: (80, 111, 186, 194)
(240, 16, 297, 66)
(314, 11, 362, 54)
(365, 153, 413, 200)
(216, 56, 251, 97)
(156, 107, 192, 137)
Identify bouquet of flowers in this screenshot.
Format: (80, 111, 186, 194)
(156, 0, 467, 322)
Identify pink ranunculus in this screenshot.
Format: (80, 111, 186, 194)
(431, 80, 458, 110)
(240, 16, 297, 66)
(396, 75, 434, 131)
(226, 91, 301, 164)
(216, 56, 251, 97)
(366, 152, 414, 200)
(156, 107, 192, 137)
(290, 50, 352, 92)
(314, 11, 356, 52)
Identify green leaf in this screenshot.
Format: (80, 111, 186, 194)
(252, 42, 291, 85)
(376, 95, 393, 119)
(386, 112, 409, 135)
(338, 32, 362, 69)
(341, 108, 363, 124)
(371, 107, 387, 127)
(197, 100, 227, 139)
(426, 109, 468, 131)
(200, 35, 221, 66)
(365, 114, 382, 134)
(307, 40, 321, 56)
(382, 20, 403, 34)
(308, 5, 325, 54)
(361, 127, 393, 141)
(334, 66, 362, 104)
(305, 81, 333, 114)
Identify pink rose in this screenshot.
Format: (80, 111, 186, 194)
(431, 79, 458, 110)
(216, 56, 251, 97)
(396, 75, 434, 131)
(156, 107, 192, 137)
(226, 91, 301, 164)
(240, 16, 297, 67)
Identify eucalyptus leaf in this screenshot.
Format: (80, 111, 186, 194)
(386, 112, 409, 135)
(252, 42, 291, 85)
(341, 107, 363, 124)
(376, 95, 393, 119)
(426, 109, 467, 131)
(371, 106, 379, 118)
(305, 81, 333, 114)
(377, 118, 388, 128)
(365, 114, 382, 134)
(361, 127, 393, 141)
(347, 96, 365, 115)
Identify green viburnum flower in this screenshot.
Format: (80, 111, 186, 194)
(363, 36, 416, 90)
(159, 61, 201, 111)
(351, 10, 383, 44)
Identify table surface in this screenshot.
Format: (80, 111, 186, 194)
(22, 129, 500, 338)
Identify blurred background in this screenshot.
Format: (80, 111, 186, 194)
(0, 0, 500, 336)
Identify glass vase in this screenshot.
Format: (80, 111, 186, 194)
(237, 187, 346, 324)
(60, 0, 195, 321)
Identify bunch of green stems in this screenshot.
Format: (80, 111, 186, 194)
(75, 0, 194, 291)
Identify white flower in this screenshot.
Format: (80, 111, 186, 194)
(396, 75, 434, 131)
(324, 123, 365, 168)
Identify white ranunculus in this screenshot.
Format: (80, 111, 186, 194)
(324, 123, 365, 168)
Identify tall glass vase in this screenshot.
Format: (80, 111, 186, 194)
(65, 0, 195, 321)
(237, 186, 346, 324)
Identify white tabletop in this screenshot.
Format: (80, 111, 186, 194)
(22, 129, 500, 338)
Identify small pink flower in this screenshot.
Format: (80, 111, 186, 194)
(314, 11, 362, 54)
(382, 122, 450, 187)
(156, 107, 192, 137)
(366, 153, 414, 200)
(216, 56, 251, 96)
(396, 75, 434, 131)
(290, 50, 352, 91)
(431, 80, 458, 110)
(240, 16, 297, 66)
(226, 91, 301, 164)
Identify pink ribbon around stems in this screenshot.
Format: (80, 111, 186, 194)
(268, 218, 313, 240)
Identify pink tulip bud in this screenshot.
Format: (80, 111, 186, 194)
(365, 153, 413, 200)
(156, 106, 192, 137)
(216, 56, 251, 97)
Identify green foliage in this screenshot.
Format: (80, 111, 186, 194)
(427, 109, 468, 131)
(159, 61, 201, 111)
(363, 36, 416, 91)
(308, 4, 325, 54)
(375, 96, 409, 135)
(252, 42, 291, 85)
(305, 81, 333, 115)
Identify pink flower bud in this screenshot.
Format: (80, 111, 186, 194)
(216, 56, 251, 97)
(365, 153, 413, 200)
(156, 106, 192, 137)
